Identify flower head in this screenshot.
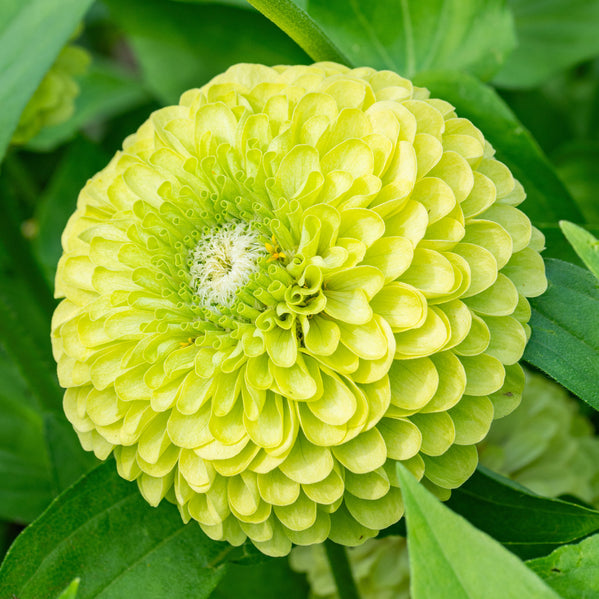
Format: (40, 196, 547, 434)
(12, 42, 89, 145)
(52, 62, 546, 556)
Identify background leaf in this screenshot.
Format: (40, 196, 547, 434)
(524, 259, 599, 410)
(413, 70, 584, 227)
(526, 534, 599, 598)
(396, 464, 561, 599)
(0, 461, 233, 599)
(26, 60, 151, 152)
(249, 0, 515, 79)
(104, 0, 309, 105)
(495, 0, 599, 88)
(447, 467, 599, 559)
(0, 0, 95, 160)
(560, 221, 599, 279)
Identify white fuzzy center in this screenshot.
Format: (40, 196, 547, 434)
(189, 223, 264, 307)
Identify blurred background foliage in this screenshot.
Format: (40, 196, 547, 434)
(1, 0, 599, 597)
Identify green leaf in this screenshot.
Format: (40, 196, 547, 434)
(527, 534, 599, 598)
(33, 137, 111, 285)
(495, 0, 599, 88)
(560, 221, 599, 280)
(413, 70, 584, 226)
(447, 467, 599, 559)
(0, 461, 233, 599)
(524, 259, 599, 410)
(0, 0, 95, 161)
(396, 463, 561, 599)
(212, 558, 310, 599)
(26, 60, 151, 152)
(57, 579, 81, 599)
(104, 0, 309, 105)
(249, 0, 516, 79)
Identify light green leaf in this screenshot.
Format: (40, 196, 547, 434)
(104, 0, 309, 105)
(495, 0, 599, 88)
(560, 221, 599, 280)
(0, 0, 95, 160)
(396, 463, 561, 598)
(0, 461, 233, 599)
(527, 534, 599, 598)
(26, 60, 151, 152)
(249, 0, 516, 79)
(524, 259, 599, 411)
(57, 579, 80, 599)
(413, 70, 583, 226)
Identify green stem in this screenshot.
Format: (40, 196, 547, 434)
(324, 539, 361, 599)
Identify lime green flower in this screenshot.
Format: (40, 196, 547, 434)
(52, 62, 546, 556)
(11, 42, 89, 145)
(290, 370, 599, 597)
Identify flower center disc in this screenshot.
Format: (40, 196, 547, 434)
(188, 222, 265, 308)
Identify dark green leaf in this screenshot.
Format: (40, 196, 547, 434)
(413, 70, 584, 226)
(448, 467, 599, 559)
(555, 142, 599, 225)
(104, 0, 309, 105)
(524, 259, 599, 410)
(0, 0, 95, 160)
(396, 463, 561, 599)
(0, 461, 232, 599)
(26, 60, 151, 152)
(527, 534, 599, 598)
(560, 221, 599, 279)
(495, 0, 599, 88)
(212, 557, 310, 599)
(249, 0, 516, 79)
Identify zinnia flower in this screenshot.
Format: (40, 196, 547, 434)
(12, 41, 89, 145)
(52, 62, 547, 556)
(290, 369, 599, 597)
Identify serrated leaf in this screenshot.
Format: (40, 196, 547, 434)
(104, 0, 309, 105)
(448, 467, 599, 560)
(250, 0, 516, 79)
(0, 0, 95, 160)
(0, 461, 233, 599)
(524, 259, 599, 410)
(396, 463, 561, 599)
(495, 0, 599, 88)
(526, 534, 599, 598)
(413, 70, 583, 226)
(560, 221, 599, 280)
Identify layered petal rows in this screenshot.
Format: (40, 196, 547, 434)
(52, 62, 547, 555)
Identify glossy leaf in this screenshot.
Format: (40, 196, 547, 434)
(524, 259, 599, 410)
(396, 463, 561, 599)
(560, 221, 599, 279)
(104, 0, 309, 105)
(495, 0, 599, 88)
(527, 534, 599, 598)
(413, 70, 583, 226)
(249, 0, 516, 79)
(448, 467, 599, 559)
(57, 579, 81, 599)
(0, 0, 95, 160)
(0, 461, 232, 599)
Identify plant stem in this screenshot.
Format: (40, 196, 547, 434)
(324, 539, 361, 599)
